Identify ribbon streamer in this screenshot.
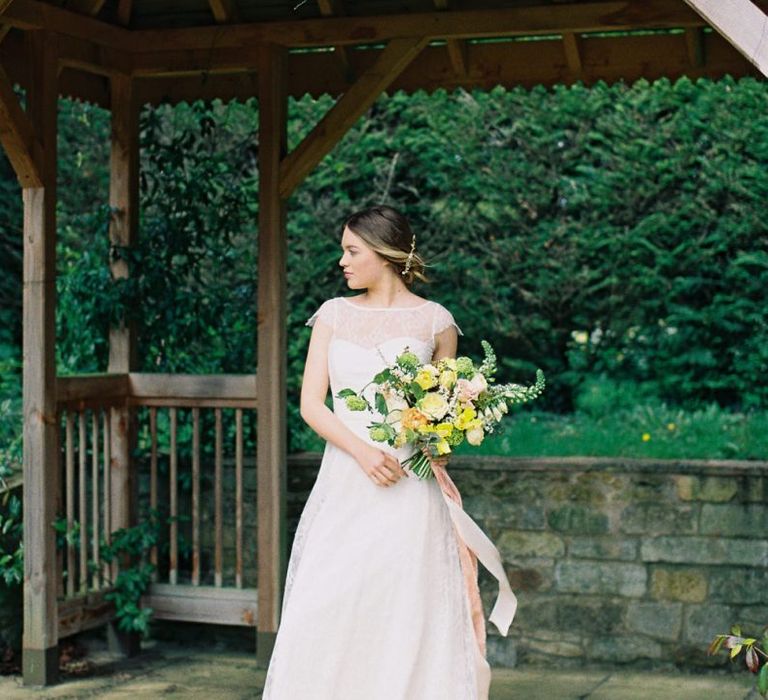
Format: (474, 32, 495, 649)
(430, 462, 518, 699)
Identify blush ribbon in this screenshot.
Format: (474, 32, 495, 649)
(430, 462, 518, 698)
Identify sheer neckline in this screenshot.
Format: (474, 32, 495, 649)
(340, 296, 432, 311)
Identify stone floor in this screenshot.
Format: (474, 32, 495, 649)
(0, 641, 758, 699)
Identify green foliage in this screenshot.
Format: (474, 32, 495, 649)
(710, 625, 768, 697)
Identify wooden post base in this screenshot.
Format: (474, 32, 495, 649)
(22, 645, 58, 686)
(107, 624, 141, 657)
(255, 630, 276, 668)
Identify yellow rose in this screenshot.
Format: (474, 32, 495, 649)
(434, 422, 454, 438)
(453, 407, 477, 430)
(418, 392, 449, 420)
(435, 439, 451, 455)
(438, 369, 457, 389)
(415, 368, 438, 390)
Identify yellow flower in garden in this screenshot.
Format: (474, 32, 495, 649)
(439, 369, 457, 389)
(415, 368, 438, 390)
(667, 422, 677, 431)
(642, 432, 651, 442)
(401, 407, 429, 430)
(418, 392, 449, 420)
(454, 407, 477, 430)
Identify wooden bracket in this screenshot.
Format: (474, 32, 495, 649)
(278, 35, 428, 199)
(0, 62, 43, 187)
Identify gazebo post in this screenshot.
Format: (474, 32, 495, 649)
(106, 72, 140, 657)
(255, 41, 288, 666)
(21, 30, 59, 687)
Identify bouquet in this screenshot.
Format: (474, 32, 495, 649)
(335, 340, 545, 480)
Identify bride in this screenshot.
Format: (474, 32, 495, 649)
(261, 205, 515, 700)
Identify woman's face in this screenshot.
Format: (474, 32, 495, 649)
(339, 225, 389, 289)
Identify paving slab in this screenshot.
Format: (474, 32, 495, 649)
(0, 642, 757, 699)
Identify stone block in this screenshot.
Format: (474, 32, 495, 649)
(649, 567, 708, 603)
(547, 505, 609, 534)
(587, 635, 663, 663)
(568, 536, 637, 561)
(627, 474, 675, 502)
(700, 503, 768, 537)
(463, 495, 546, 530)
(525, 628, 584, 658)
(626, 601, 682, 640)
(683, 604, 735, 645)
(513, 595, 558, 630)
(555, 561, 646, 597)
(709, 567, 768, 604)
(640, 536, 768, 566)
(619, 503, 697, 535)
(676, 476, 738, 503)
(555, 598, 625, 634)
(486, 634, 518, 668)
(498, 530, 565, 559)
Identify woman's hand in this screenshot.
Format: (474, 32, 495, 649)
(421, 445, 449, 470)
(356, 444, 409, 487)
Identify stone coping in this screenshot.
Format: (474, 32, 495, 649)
(288, 452, 768, 476)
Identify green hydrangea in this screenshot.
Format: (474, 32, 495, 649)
(345, 395, 368, 411)
(396, 350, 420, 371)
(446, 428, 465, 447)
(369, 425, 390, 442)
(455, 356, 474, 376)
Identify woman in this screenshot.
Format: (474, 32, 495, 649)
(261, 205, 507, 700)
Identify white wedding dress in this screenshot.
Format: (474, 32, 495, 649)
(261, 296, 516, 700)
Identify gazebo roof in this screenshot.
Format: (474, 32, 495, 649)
(1, 0, 764, 109)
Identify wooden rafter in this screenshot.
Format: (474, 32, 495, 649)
(208, 0, 239, 24)
(562, 32, 583, 74)
(433, 0, 468, 77)
(135, 30, 758, 106)
(317, 0, 351, 79)
(0, 63, 43, 187)
(683, 0, 768, 76)
(117, 0, 133, 26)
(66, 0, 106, 16)
(3, 0, 705, 53)
(279, 35, 428, 199)
(684, 27, 705, 66)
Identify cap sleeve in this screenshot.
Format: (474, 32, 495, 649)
(306, 298, 336, 330)
(432, 303, 464, 337)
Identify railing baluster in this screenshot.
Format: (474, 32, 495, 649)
(91, 410, 100, 590)
(78, 411, 87, 594)
(235, 408, 243, 589)
(149, 406, 158, 578)
(215, 407, 223, 588)
(192, 407, 200, 586)
(65, 411, 75, 597)
(169, 407, 178, 585)
(102, 410, 111, 584)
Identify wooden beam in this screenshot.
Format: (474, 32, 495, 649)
(209, 0, 239, 24)
(682, 0, 768, 76)
(256, 41, 287, 667)
(279, 36, 428, 199)
(0, 63, 43, 187)
(135, 30, 757, 106)
(4, 0, 705, 55)
(433, 0, 468, 77)
(22, 29, 59, 688)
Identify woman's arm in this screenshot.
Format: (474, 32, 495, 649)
(300, 317, 406, 486)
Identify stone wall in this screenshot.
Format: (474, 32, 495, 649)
(286, 454, 768, 670)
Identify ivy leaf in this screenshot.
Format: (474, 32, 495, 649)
(758, 663, 768, 695)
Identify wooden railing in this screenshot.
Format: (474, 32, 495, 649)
(55, 372, 259, 636)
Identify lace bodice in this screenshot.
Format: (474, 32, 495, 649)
(306, 296, 463, 348)
(306, 296, 464, 430)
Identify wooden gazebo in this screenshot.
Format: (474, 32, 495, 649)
(0, 0, 765, 686)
